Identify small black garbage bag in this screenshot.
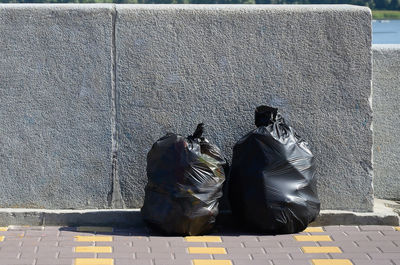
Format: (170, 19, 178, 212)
(229, 106, 320, 234)
(141, 124, 227, 236)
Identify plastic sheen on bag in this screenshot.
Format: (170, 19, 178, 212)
(141, 124, 227, 236)
(229, 106, 320, 234)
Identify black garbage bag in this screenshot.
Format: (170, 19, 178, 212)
(141, 124, 227, 236)
(229, 106, 320, 234)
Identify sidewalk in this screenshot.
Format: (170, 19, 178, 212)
(0, 225, 399, 265)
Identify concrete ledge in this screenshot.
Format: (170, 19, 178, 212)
(311, 199, 399, 226)
(0, 199, 397, 227)
(0, 209, 143, 227)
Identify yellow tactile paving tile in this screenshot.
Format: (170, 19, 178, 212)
(294, 235, 332, 242)
(304, 227, 324, 232)
(395, 227, 400, 231)
(185, 236, 222, 242)
(302, 247, 342, 253)
(75, 236, 113, 242)
(192, 260, 232, 265)
(74, 258, 114, 265)
(188, 247, 227, 254)
(0, 236, 4, 242)
(77, 227, 113, 233)
(312, 259, 353, 265)
(0, 227, 8, 231)
(75, 246, 112, 253)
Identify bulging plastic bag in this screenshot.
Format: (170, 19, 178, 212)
(229, 106, 320, 234)
(141, 124, 227, 236)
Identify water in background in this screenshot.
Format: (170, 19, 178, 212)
(373, 20, 400, 44)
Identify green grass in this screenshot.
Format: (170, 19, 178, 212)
(372, 10, 400, 20)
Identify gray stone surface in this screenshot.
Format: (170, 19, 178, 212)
(372, 44, 400, 200)
(0, 4, 114, 208)
(116, 5, 373, 211)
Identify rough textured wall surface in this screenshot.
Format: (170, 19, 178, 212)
(116, 5, 373, 211)
(0, 4, 114, 208)
(373, 45, 400, 200)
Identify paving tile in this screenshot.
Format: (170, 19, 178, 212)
(35, 258, 73, 265)
(169, 241, 206, 247)
(152, 246, 185, 253)
(324, 226, 360, 232)
(192, 260, 232, 265)
(186, 236, 222, 242)
(173, 253, 213, 259)
(311, 259, 353, 265)
(351, 260, 392, 265)
(233, 261, 273, 265)
(257, 235, 282, 241)
(75, 246, 112, 253)
(0, 258, 35, 265)
(226, 247, 263, 254)
(207, 242, 243, 248)
(264, 247, 302, 253)
(135, 252, 173, 259)
(243, 241, 281, 248)
(59, 252, 97, 258)
(213, 253, 251, 260)
(114, 259, 151, 265)
(75, 236, 113, 242)
(188, 247, 226, 254)
(359, 226, 395, 231)
(355, 241, 396, 247)
(153, 259, 192, 265)
(150, 236, 183, 242)
(316, 241, 357, 247)
(378, 245, 400, 252)
(368, 252, 400, 259)
(381, 230, 400, 236)
(329, 253, 370, 259)
(340, 246, 380, 253)
(96, 241, 131, 247)
(330, 235, 369, 242)
(0, 251, 20, 258)
(252, 253, 291, 260)
(294, 236, 332, 242)
(272, 261, 312, 265)
(97, 252, 134, 259)
(290, 253, 331, 259)
(280, 241, 319, 247)
(74, 258, 114, 265)
(60, 241, 95, 247)
(304, 227, 325, 233)
(302, 247, 342, 253)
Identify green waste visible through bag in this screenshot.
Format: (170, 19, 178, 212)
(229, 106, 320, 234)
(141, 123, 227, 236)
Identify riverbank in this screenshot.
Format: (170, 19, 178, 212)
(373, 10, 400, 20)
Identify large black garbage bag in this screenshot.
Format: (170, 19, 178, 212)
(229, 106, 320, 234)
(141, 124, 227, 236)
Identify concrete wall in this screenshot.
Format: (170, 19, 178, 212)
(0, 4, 373, 212)
(373, 44, 400, 200)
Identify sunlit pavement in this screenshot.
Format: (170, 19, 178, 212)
(0, 225, 399, 265)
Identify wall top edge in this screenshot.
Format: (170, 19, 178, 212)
(373, 44, 400, 50)
(0, 4, 370, 12)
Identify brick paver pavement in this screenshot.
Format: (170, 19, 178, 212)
(0, 225, 399, 265)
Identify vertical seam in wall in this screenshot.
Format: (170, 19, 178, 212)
(110, 4, 125, 208)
